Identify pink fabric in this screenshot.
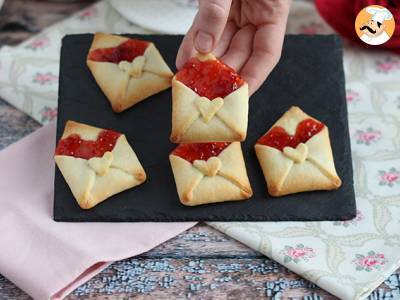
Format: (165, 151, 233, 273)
(0, 122, 196, 300)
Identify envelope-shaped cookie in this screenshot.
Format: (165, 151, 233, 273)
(170, 53, 249, 143)
(54, 121, 146, 209)
(87, 32, 173, 112)
(169, 142, 253, 206)
(255, 106, 342, 196)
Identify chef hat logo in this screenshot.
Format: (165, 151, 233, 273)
(355, 5, 396, 46)
(367, 7, 393, 24)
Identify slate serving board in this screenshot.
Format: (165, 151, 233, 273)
(54, 34, 356, 222)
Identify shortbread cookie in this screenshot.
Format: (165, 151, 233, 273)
(55, 120, 146, 209)
(255, 106, 342, 196)
(170, 53, 249, 143)
(169, 142, 252, 206)
(87, 32, 173, 112)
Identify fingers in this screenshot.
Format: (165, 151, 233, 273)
(220, 24, 256, 71)
(240, 20, 288, 95)
(176, 31, 196, 69)
(193, 0, 232, 53)
(213, 21, 237, 58)
(176, 0, 232, 69)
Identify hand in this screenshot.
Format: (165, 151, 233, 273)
(176, 0, 291, 95)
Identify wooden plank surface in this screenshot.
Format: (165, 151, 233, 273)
(0, 1, 399, 299)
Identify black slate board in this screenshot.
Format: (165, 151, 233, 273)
(54, 34, 356, 222)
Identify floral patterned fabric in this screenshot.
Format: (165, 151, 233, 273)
(0, 1, 398, 299)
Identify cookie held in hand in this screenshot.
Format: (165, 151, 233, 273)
(169, 142, 253, 206)
(87, 32, 173, 112)
(170, 53, 249, 143)
(255, 106, 342, 196)
(54, 121, 146, 209)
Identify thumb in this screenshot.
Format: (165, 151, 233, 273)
(176, 0, 231, 68)
(192, 0, 231, 53)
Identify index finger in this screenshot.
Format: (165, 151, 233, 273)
(240, 21, 287, 95)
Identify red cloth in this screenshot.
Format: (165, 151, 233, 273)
(315, 0, 400, 54)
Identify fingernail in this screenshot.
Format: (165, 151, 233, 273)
(195, 31, 213, 53)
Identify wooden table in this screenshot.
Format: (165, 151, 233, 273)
(0, 1, 399, 299)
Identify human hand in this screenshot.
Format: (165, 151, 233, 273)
(176, 0, 291, 95)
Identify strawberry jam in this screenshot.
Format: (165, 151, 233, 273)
(172, 142, 230, 163)
(88, 39, 149, 63)
(175, 58, 244, 99)
(257, 118, 324, 151)
(55, 130, 121, 160)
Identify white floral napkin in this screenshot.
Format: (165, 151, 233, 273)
(0, 1, 399, 299)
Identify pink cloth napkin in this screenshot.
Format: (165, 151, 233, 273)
(0, 122, 196, 300)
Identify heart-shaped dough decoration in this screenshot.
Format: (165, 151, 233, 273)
(195, 97, 224, 123)
(193, 157, 222, 177)
(88, 151, 113, 176)
(283, 143, 308, 163)
(118, 56, 146, 78)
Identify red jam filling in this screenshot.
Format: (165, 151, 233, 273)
(257, 118, 324, 151)
(55, 130, 121, 160)
(88, 39, 149, 63)
(172, 142, 230, 163)
(175, 58, 244, 99)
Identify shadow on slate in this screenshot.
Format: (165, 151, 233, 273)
(54, 34, 356, 222)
